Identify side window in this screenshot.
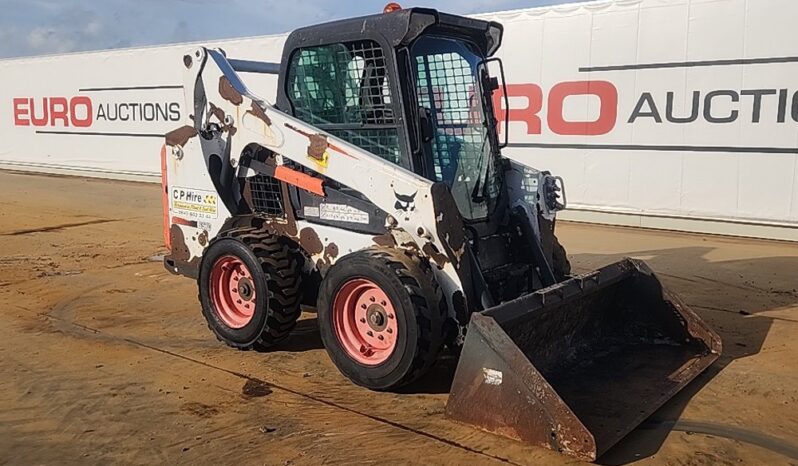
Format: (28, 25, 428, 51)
(414, 45, 486, 184)
(287, 41, 402, 166)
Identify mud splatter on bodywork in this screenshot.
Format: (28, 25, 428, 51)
(208, 102, 238, 136)
(323, 243, 339, 264)
(165, 224, 200, 278)
(299, 227, 323, 255)
(307, 134, 329, 164)
(165, 126, 198, 147)
(169, 225, 191, 261)
(372, 232, 396, 247)
(219, 76, 243, 106)
(246, 102, 272, 126)
(284, 123, 356, 161)
(422, 242, 449, 268)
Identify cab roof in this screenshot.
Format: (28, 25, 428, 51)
(285, 7, 504, 57)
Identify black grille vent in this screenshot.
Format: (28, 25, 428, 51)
(248, 175, 284, 216)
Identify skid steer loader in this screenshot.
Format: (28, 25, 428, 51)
(162, 6, 721, 461)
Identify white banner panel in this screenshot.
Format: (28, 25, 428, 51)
(1, 0, 796, 239)
(0, 35, 285, 179)
(478, 0, 798, 231)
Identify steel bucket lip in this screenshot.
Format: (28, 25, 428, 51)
(446, 257, 723, 461)
(446, 313, 599, 461)
(480, 257, 640, 326)
(590, 348, 721, 457)
(460, 313, 721, 459)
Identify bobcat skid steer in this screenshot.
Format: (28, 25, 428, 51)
(161, 6, 721, 461)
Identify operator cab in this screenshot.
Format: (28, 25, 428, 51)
(275, 7, 505, 220)
(274, 7, 559, 301)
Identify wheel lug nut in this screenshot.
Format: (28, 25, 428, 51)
(360, 318, 366, 323)
(378, 335, 384, 341)
(381, 301, 386, 306)
(361, 304, 367, 309)
(388, 314, 394, 319)
(370, 296, 376, 302)
(387, 328, 393, 334)
(367, 331, 373, 337)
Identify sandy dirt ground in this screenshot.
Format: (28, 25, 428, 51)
(0, 170, 797, 466)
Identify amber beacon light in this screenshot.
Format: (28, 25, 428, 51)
(383, 3, 402, 13)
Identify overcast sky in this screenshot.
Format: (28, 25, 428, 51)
(0, 0, 582, 59)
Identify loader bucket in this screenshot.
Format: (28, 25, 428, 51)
(445, 258, 721, 462)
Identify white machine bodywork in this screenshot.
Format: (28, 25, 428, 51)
(165, 47, 468, 308)
(164, 45, 562, 324)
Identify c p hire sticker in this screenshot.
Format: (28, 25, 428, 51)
(171, 187, 218, 219)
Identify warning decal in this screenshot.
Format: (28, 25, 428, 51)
(319, 203, 369, 224)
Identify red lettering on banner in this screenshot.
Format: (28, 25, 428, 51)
(547, 81, 617, 135)
(12, 98, 29, 126)
(12, 96, 94, 127)
(493, 83, 543, 135)
(70, 96, 93, 127)
(30, 98, 49, 126)
(49, 97, 69, 127)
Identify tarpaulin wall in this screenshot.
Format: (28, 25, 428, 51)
(1, 35, 286, 179)
(2, 0, 797, 240)
(476, 0, 798, 240)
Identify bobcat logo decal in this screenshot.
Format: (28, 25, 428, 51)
(394, 190, 417, 213)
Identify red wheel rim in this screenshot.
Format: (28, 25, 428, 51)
(332, 278, 398, 366)
(209, 255, 257, 329)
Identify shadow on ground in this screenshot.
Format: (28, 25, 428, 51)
(574, 246, 795, 465)
(268, 317, 325, 353)
(263, 244, 797, 464)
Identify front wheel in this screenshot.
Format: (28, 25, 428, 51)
(317, 248, 446, 390)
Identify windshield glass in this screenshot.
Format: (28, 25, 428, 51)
(411, 36, 500, 220)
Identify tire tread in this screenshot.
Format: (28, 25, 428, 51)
(199, 227, 303, 350)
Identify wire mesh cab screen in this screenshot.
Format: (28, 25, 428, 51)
(247, 174, 284, 216)
(412, 35, 499, 220)
(286, 40, 402, 166)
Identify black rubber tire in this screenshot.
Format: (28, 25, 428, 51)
(317, 248, 446, 390)
(198, 227, 302, 350)
(551, 234, 572, 282)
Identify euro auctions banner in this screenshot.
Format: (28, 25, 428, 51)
(477, 0, 798, 232)
(0, 35, 285, 179)
(1, 0, 797, 238)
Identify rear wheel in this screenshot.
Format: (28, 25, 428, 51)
(198, 228, 302, 350)
(318, 248, 446, 390)
(208, 255, 258, 329)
